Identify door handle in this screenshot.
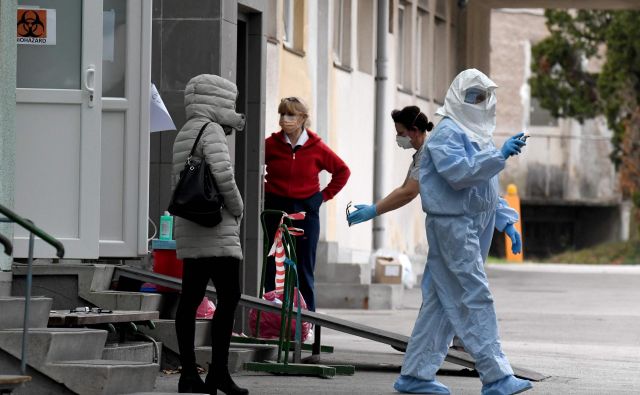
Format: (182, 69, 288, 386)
(84, 64, 95, 108)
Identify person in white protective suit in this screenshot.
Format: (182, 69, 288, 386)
(393, 69, 532, 395)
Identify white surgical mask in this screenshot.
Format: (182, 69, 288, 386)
(396, 135, 413, 149)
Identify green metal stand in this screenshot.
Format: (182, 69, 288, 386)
(244, 210, 353, 377)
(231, 335, 334, 353)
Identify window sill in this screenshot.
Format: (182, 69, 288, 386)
(396, 86, 414, 95)
(267, 36, 279, 45)
(333, 62, 353, 73)
(283, 44, 305, 57)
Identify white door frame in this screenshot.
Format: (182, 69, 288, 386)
(15, 0, 103, 259)
(99, 0, 151, 257)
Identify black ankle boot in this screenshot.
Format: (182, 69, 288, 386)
(205, 366, 249, 395)
(178, 371, 207, 393)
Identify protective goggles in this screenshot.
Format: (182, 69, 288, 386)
(464, 88, 490, 104)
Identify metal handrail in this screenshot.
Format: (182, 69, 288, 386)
(0, 204, 64, 258)
(0, 203, 65, 376)
(0, 233, 11, 256)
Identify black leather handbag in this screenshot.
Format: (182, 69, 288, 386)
(168, 122, 224, 227)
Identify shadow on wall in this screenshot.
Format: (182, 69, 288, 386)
(526, 163, 566, 200)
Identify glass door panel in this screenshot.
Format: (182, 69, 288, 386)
(102, 0, 127, 97)
(17, 0, 82, 89)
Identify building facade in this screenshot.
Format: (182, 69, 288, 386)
(490, 8, 630, 257)
(2, 0, 639, 296)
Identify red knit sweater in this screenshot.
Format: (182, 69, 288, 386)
(265, 130, 351, 201)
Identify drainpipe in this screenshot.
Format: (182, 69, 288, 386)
(0, 1, 17, 278)
(372, 0, 389, 250)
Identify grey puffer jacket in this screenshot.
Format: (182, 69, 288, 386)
(171, 74, 246, 260)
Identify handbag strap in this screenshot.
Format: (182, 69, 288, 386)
(185, 121, 224, 200)
(187, 122, 211, 162)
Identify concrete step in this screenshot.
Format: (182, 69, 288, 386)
(0, 297, 53, 329)
(369, 283, 405, 309)
(0, 347, 77, 395)
(139, 319, 212, 354)
(315, 282, 404, 309)
(315, 263, 371, 284)
(87, 291, 163, 312)
(0, 328, 107, 368)
(45, 359, 158, 395)
(194, 342, 278, 373)
(11, 263, 115, 310)
(102, 341, 162, 364)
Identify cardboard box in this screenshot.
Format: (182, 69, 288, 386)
(374, 257, 402, 284)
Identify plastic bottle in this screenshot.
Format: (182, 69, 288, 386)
(159, 211, 174, 240)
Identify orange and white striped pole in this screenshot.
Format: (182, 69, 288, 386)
(504, 184, 524, 262)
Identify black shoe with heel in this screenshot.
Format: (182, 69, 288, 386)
(205, 365, 249, 395)
(178, 371, 207, 393)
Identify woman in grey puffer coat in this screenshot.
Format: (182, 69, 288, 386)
(171, 74, 248, 395)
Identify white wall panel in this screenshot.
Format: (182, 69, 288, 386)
(15, 103, 81, 239)
(100, 111, 126, 241)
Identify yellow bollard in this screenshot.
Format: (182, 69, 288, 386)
(504, 184, 523, 262)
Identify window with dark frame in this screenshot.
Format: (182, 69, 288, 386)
(433, 0, 448, 102)
(396, 0, 412, 89)
(416, 2, 430, 97)
(333, 0, 352, 69)
(357, 0, 375, 74)
(283, 0, 304, 54)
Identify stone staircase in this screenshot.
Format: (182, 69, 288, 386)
(139, 319, 277, 373)
(0, 296, 158, 394)
(6, 262, 281, 392)
(314, 241, 404, 309)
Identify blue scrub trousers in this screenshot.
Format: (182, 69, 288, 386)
(401, 209, 514, 384)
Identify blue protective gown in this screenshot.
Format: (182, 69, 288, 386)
(400, 117, 519, 385)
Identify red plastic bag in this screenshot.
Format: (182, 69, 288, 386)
(196, 297, 216, 319)
(248, 289, 311, 341)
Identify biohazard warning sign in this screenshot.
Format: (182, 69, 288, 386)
(17, 8, 57, 45)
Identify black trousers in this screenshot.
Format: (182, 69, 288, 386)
(264, 192, 322, 311)
(175, 257, 241, 372)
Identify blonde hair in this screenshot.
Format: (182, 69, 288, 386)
(278, 97, 310, 128)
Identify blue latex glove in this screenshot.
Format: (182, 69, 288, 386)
(347, 204, 377, 225)
(500, 132, 527, 159)
(504, 223, 522, 254)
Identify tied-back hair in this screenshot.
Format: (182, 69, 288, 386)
(391, 105, 434, 133)
(278, 96, 311, 128)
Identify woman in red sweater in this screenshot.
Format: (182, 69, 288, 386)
(264, 97, 350, 311)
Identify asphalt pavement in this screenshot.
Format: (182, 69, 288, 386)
(148, 263, 640, 394)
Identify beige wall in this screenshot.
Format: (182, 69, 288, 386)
(266, 0, 465, 259)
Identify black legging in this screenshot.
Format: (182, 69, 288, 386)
(175, 257, 241, 372)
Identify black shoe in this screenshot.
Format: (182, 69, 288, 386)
(205, 366, 249, 395)
(178, 372, 207, 393)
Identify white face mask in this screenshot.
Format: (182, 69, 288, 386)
(396, 135, 413, 149)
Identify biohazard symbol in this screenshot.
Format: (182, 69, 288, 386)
(17, 9, 47, 38)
